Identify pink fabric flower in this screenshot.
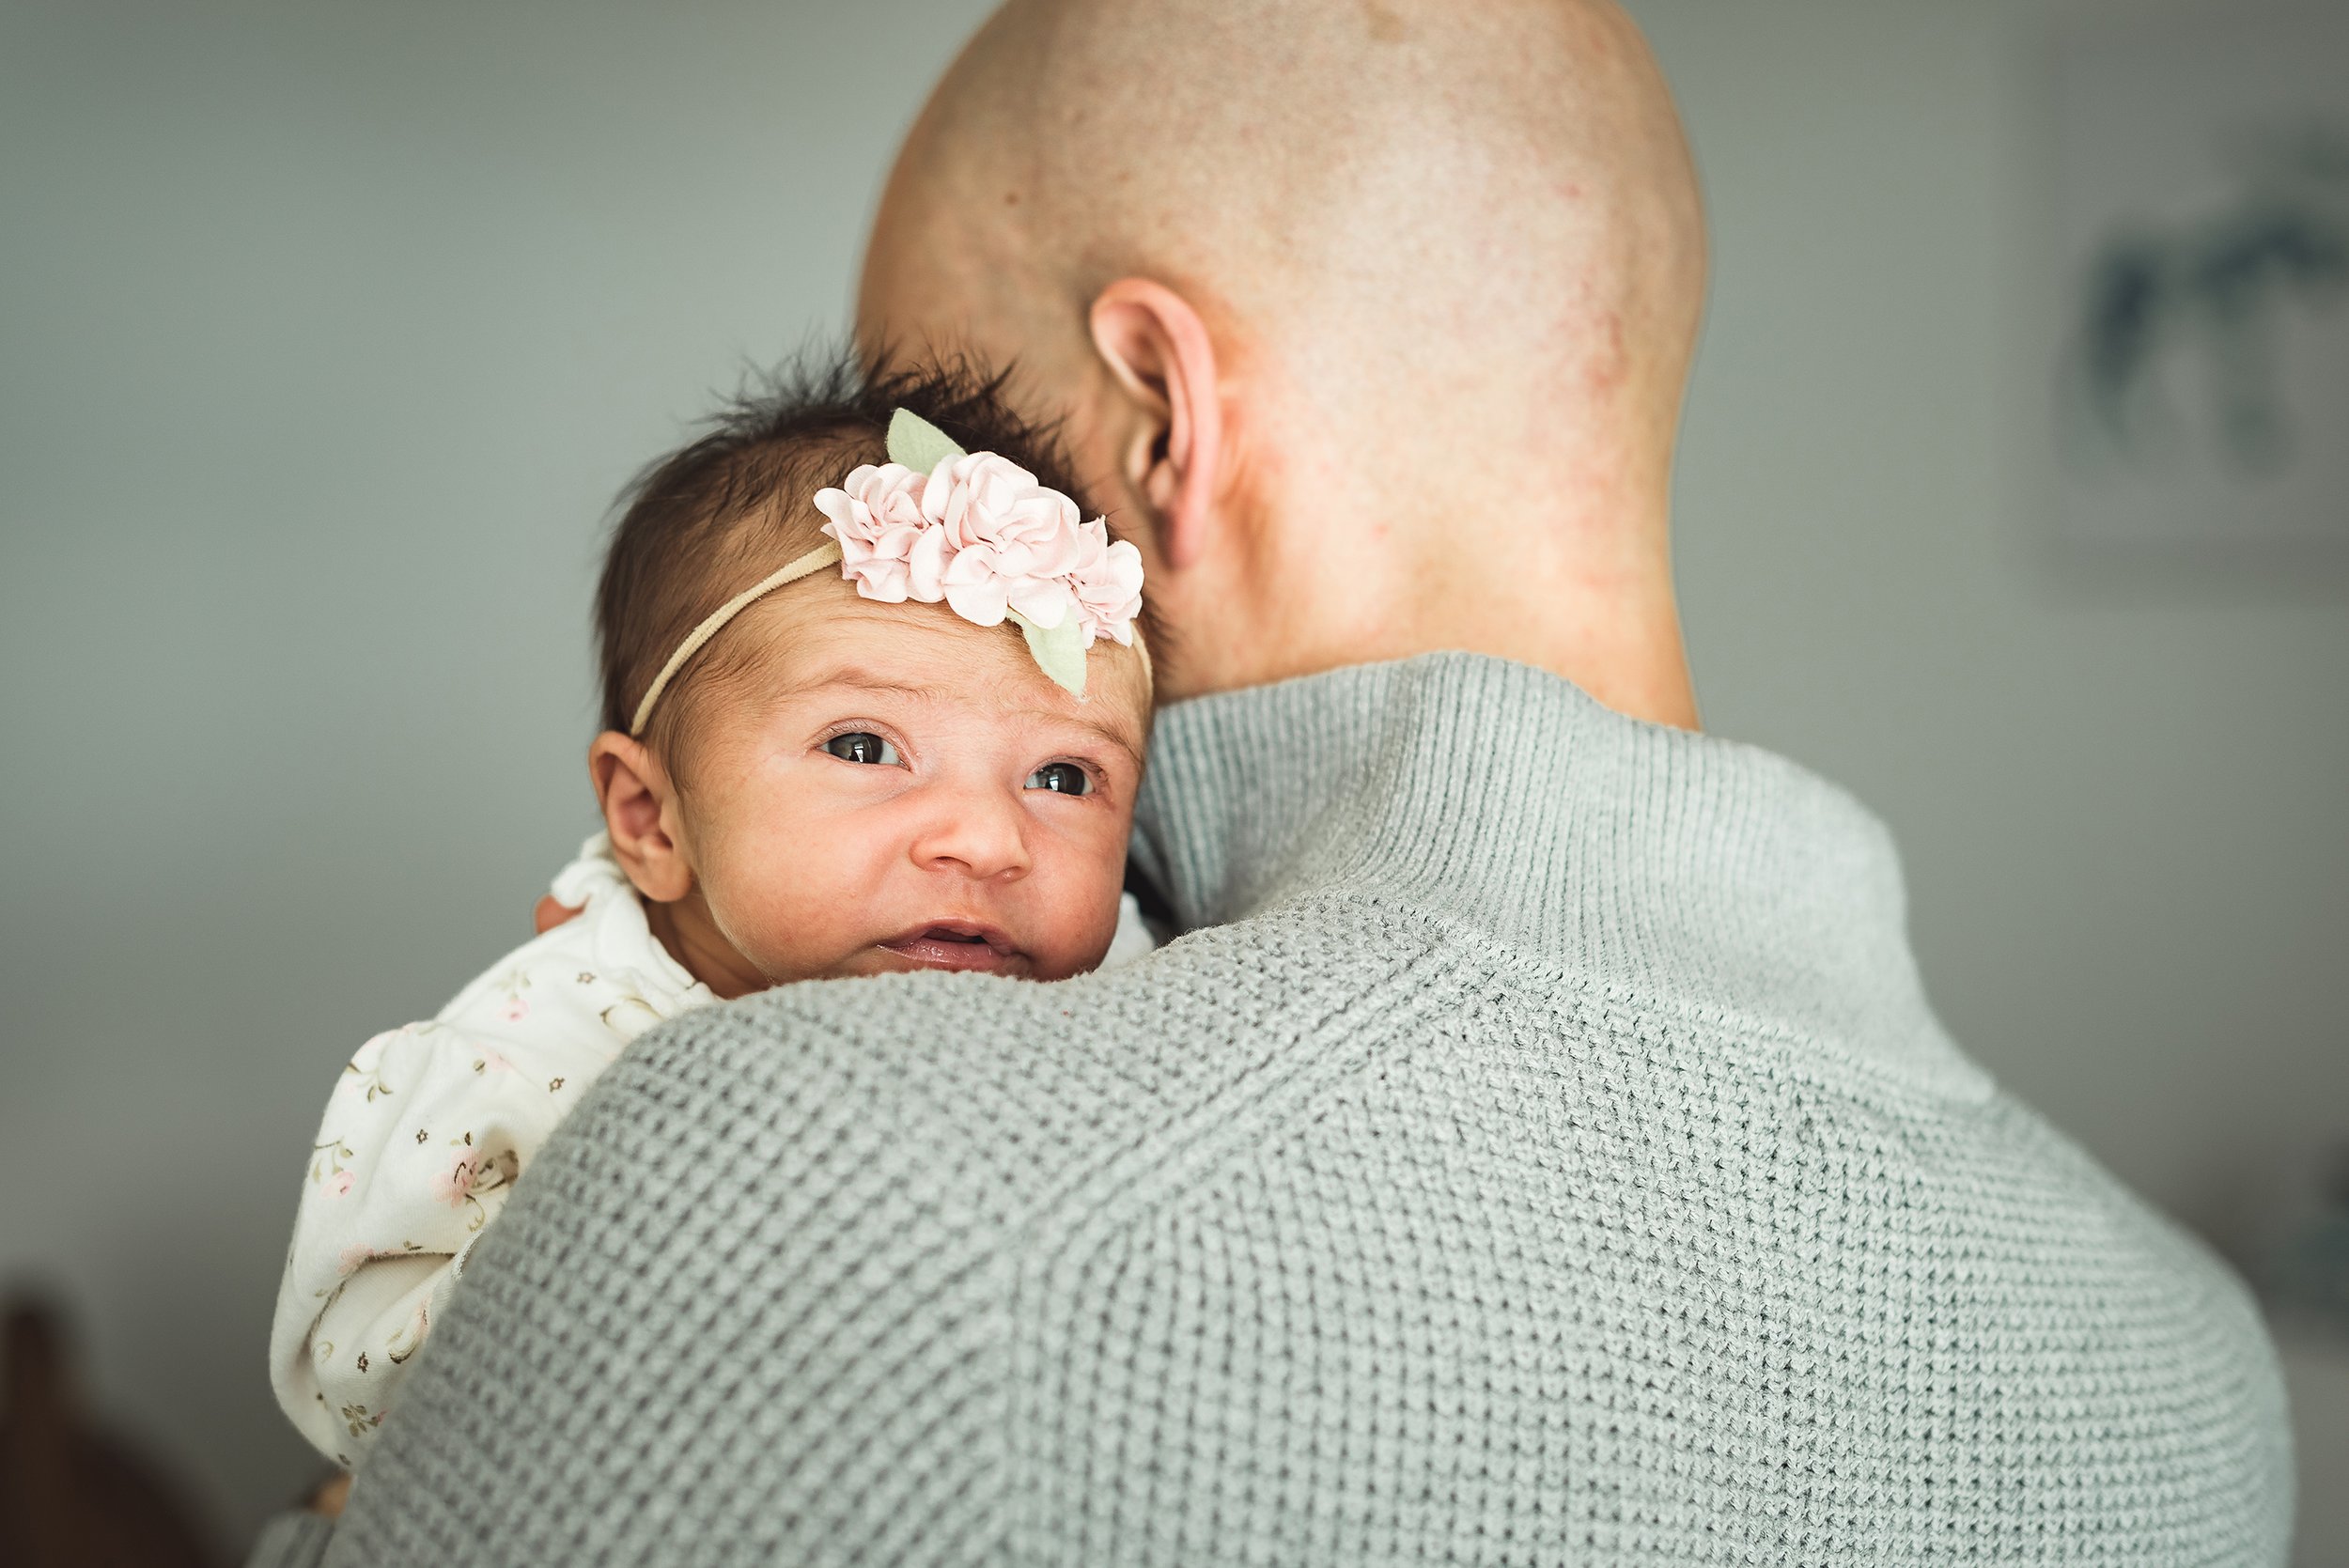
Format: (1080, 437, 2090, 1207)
(326, 1170, 355, 1199)
(815, 450, 1141, 649)
(1069, 520, 1145, 645)
(336, 1242, 373, 1275)
(813, 463, 930, 604)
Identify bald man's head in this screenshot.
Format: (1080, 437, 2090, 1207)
(860, 0, 1707, 721)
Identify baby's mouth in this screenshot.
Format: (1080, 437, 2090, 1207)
(877, 921, 1028, 975)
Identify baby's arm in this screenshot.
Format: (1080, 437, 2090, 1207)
(268, 1018, 605, 1467)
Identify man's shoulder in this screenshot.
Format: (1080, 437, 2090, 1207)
(591, 906, 1455, 1190)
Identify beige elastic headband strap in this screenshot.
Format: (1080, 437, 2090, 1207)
(628, 541, 843, 736)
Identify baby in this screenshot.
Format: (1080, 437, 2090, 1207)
(269, 361, 1153, 1468)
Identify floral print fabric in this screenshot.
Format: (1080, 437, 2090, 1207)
(268, 835, 715, 1467)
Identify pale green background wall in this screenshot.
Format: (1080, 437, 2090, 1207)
(2, 0, 2342, 1560)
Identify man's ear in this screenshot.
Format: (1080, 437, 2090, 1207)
(1087, 278, 1224, 571)
(587, 731, 694, 904)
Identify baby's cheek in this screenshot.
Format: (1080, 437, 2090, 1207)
(708, 842, 865, 983)
(1031, 831, 1134, 979)
(712, 888, 814, 981)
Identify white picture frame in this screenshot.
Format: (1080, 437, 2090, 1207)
(2054, 4, 2349, 554)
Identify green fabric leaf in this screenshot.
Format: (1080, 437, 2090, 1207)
(1006, 609, 1088, 698)
(887, 408, 968, 473)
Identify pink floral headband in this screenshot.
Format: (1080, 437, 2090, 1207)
(628, 410, 1145, 736)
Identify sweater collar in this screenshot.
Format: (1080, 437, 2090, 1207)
(1131, 652, 1984, 1093)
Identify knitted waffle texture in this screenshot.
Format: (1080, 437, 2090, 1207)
(274, 654, 2291, 1566)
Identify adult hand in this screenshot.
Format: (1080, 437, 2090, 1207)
(308, 1470, 350, 1517)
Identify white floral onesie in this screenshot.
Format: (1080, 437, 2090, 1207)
(268, 834, 717, 1467)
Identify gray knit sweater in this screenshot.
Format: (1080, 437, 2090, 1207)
(254, 652, 2293, 1567)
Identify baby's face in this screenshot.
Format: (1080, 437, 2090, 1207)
(668, 585, 1149, 986)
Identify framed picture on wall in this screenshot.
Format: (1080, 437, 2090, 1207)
(2054, 3, 2349, 555)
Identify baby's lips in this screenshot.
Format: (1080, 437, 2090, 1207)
(875, 919, 1030, 975)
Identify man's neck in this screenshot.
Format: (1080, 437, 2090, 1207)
(1410, 473, 1698, 728)
(1508, 572, 1700, 731)
(1225, 442, 1699, 728)
(1230, 564, 1700, 731)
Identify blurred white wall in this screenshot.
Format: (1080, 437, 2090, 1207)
(1, 0, 2341, 1558)
(0, 0, 1003, 1546)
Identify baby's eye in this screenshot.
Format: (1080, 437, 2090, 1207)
(824, 732, 901, 766)
(1025, 762, 1093, 796)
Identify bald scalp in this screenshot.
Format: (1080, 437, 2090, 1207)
(863, 0, 1706, 723)
(863, 0, 1703, 482)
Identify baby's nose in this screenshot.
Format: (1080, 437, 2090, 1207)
(908, 787, 1032, 882)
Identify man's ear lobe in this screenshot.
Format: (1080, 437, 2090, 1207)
(1088, 278, 1223, 572)
(587, 732, 693, 904)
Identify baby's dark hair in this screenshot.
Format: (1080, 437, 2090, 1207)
(596, 352, 1109, 755)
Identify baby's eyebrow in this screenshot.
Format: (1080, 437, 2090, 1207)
(786, 668, 937, 701)
(785, 665, 1145, 766)
(1059, 709, 1147, 769)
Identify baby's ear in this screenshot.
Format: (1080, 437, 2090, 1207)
(587, 732, 693, 904)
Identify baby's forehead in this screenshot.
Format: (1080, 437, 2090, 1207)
(750, 585, 1151, 746)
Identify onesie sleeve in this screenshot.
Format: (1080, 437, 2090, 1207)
(267, 1017, 611, 1467)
